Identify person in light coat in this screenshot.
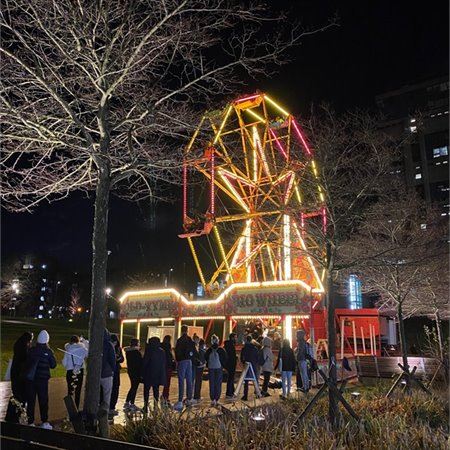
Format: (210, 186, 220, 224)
(260, 336, 274, 397)
(62, 335, 89, 409)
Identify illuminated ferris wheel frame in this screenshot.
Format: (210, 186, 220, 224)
(180, 93, 326, 295)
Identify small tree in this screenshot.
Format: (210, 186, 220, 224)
(1, 0, 334, 424)
(348, 189, 446, 382)
(68, 287, 82, 318)
(297, 106, 399, 425)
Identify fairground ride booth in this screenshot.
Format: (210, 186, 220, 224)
(118, 280, 323, 349)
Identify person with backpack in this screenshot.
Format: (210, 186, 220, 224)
(239, 335, 259, 401)
(274, 339, 296, 398)
(62, 335, 89, 409)
(260, 336, 274, 397)
(204, 335, 227, 407)
(24, 330, 56, 429)
(123, 338, 142, 412)
(223, 333, 237, 399)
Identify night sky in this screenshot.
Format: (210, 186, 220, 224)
(1, 0, 448, 293)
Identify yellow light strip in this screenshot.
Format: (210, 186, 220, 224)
(245, 109, 265, 123)
(263, 95, 290, 117)
(253, 126, 271, 178)
(213, 105, 233, 145)
(181, 316, 226, 321)
(139, 318, 174, 323)
(186, 116, 206, 152)
(219, 172, 250, 212)
(311, 160, 318, 177)
(187, 237, 207, 288)
(295, 185, 302, 204)
(219, 168, 256, 187)
(122, 319, 138, 323)
(213, 226, 232, 276)
(266, 245, 276, 278)
(245, 219, 252, 283)
(285, 315, 292, 344)
(292, 222, 325, 292)
(231, 315, 282, 320)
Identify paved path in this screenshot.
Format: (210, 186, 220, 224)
(1, 372, 285, 426)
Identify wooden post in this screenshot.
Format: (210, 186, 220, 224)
(136, 320, 140, 341)
(352, 321, 357, 355)
(369, 325, 374, 355)
(372, 325, 377, 356)
(119, 321, 124, 347)
(361, 327, 366, 354)
(340, 319, 345, 359)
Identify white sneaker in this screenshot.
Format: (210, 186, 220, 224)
(41, 422, 53, 430)
(186, 399, 197, 406)
(174, 401, 184, 411)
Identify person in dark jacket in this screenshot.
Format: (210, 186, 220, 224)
(174, 325, 195, 410)
(5, 332, 33, 423)
(223, 333, 237, 399)
(100, 329, 116, 413)
(123, 338, 142, 412)
(193, 336, 206, 401)
(142, 337, 167, 412)
(239, 335, 260, 401)
(274, 339, 296, 398)
(295, 330, 310, 392)
(109, 334, 124, 416)
(25, 330, 56, 429)
(161, 335, 176, 405)
(205, 335, 227, 406)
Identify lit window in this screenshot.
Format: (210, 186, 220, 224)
(39, 305, 44, 310)
(38, 314, 43, 319)
(410, 125, 417, 133)
(433, 146, 448, 158)
(415, 173, 422, 179)
(42, 278, 47, 283)
(41, 287, 46, 291)
(40, 296, 45, 301)
(348, 274, 362, 309)
(420, 224, 427, 230)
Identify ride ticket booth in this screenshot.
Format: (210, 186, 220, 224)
(119, 281, 322, 347)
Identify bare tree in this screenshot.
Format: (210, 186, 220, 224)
(68, 287, 82, 318)
(347, 189, 446, 383)
(297, 106, 399, 425)
(0, 0, 334, 426)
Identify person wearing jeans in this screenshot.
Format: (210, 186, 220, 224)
(25, 330, 56, 429)
(174, 325, 195, 410)
(99, 329, 116, 413)
(296, 330, 310, 392)
(204, 335, 227, 406)
(275, 339, 296, 398)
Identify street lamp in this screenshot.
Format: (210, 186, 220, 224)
(105, 288, 112, 296)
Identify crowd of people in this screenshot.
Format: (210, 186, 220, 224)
(5, 326, 317, 427)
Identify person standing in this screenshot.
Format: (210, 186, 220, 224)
(161, 335, 176, 405)
(193, 336, 206, 401)
(296, 330, 309, 393)
(141, 337, 167, 412)
(274, 339, 296, 398)
(260, 336, 274, 397)
(204, 335, 227, 407)
(174, 325, 195, 410)
(62, 335, 89, 409)
(123, 338, 142, 412)
(5, 332, 33, 423)
(99, 329, 116, 414)
(25, 330, 56, 429)
(223, 333, 237, 399)
(109, 334, 124, 416)
(240, 335, 259, 401)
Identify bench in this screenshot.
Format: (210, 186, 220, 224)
(0, 421, 162, 450)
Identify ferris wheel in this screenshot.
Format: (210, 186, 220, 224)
(180, 93, 325, 295)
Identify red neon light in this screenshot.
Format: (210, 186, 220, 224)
(235, 94, 260, 103)
(292, 119, 312, 156)
(270, 129, 287, 159)
(183, 161, 188, 221)
(210, 148, 215, 216)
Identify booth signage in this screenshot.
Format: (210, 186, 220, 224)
(120, 293, 179, 319)
(225, 285, 310, 315)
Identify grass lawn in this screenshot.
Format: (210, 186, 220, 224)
(1, 317, 123, 379)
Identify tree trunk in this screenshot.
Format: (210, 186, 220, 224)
(397, 300, 410, 388)
(83, 162, 111, 427)
(325, 242, 340, 427)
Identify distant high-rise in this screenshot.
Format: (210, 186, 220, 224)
(376, 77, 449, 215)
